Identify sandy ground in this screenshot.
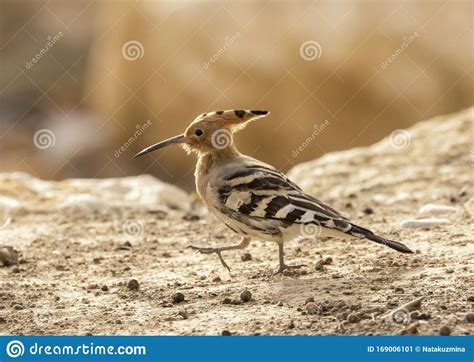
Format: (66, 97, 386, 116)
(0, 109, 473, 336)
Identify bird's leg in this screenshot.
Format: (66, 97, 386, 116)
(272, 242, 306, 275)
(189, 236, 251, 272)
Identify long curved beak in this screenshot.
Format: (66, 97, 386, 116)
(134, 134, 186, 158)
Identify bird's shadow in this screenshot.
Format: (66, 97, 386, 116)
(264, 263, 423, 306)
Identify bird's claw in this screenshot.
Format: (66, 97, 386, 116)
(188, 245, 231, 272)
(272, 263, 306, 276)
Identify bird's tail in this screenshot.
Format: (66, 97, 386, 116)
(349, 224, 413, 254)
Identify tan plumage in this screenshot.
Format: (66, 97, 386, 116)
(135, 110, 412, 274)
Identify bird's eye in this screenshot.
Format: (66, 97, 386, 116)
(195, 129, 203, 136)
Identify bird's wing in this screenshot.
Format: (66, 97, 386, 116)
(213, 163, 354, 235)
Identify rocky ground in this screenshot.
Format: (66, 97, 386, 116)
(0, 108, 472, 336)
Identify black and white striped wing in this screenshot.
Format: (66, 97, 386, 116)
(215, 164, 353, 236)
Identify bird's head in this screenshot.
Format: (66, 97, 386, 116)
(134, 109, 269, 157)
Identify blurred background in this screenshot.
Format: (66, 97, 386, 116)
(0, 0, 472, 190)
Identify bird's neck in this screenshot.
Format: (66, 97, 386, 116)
(195, 144, 240, 177)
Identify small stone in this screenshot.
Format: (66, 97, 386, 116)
(178, 310, 188, 320)
(127, 279, 139, 290)
(287, 322, 295, 329)
(446, 268, 454, 274)
(212, 276, 222, 283)
(465, 313, 474, 323)
(222, 298, 232, 305)
(277, 301, 283, 307)
(467, 296, 474, 302)
(0, 317, 6, 323)
(116, 241, 132, 250)
(305, 302, 316, 314)
(241, 253, 252, 261)
(363, 207, 374, 215)
(394, 287, 404, 293)
(101, 285, 109, 292)
(401, 325, 418, 335)
(13, 304, 24, 310)
(12, 267, 20, 273)
(305, 297, 315, 304)
(0, 246, 19, 266)
(439, 325, 451, 336)
(240, 290, 252, 303)
(347, 314, 359, 323)
(221, 330, 232, 336)
(315, 257, 333, 271)
(183, 213, 200, 221)
(231, 299, 242, 305)
(172, 293, 185, 303)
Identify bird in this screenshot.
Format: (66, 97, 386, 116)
(135, 110, 413, 274)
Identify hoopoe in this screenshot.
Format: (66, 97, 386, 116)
(135, 110, 413, 274)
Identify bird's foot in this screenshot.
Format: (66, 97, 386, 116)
(188, 245, 231, 272)
(272, 263, 306, 276)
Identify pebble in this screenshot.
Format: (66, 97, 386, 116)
(101, 285, 109, 292)
(467, 296, 474, 302)
(305, 297, 315, 304)
(182, 213, 200, 221)
(13, 304, 24, 310)
(221, 330, 232, 336)
(178, 310, 188, 320)
(127, 279, 139, 290)
(315, 257, 333, 271)
(439, 325, 451, 336)
(400, 218, 449, 229)
(240, 290, 252, 303)
(419, 203, 457, 215)
(363, 207, 374, 215)
(401, 325, 418, 335)
(347, 314, 359, 323)
(241, 253, 252, 261)
(465, 313, 474, 323)
(222, 298, 232, 305)
(172, 293, 185, 303)
(0, 317, 6, 323)
(305, 302, 317, 314)
(0, 246, 19, 266)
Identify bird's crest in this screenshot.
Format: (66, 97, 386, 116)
(190, 109, 270, 132)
